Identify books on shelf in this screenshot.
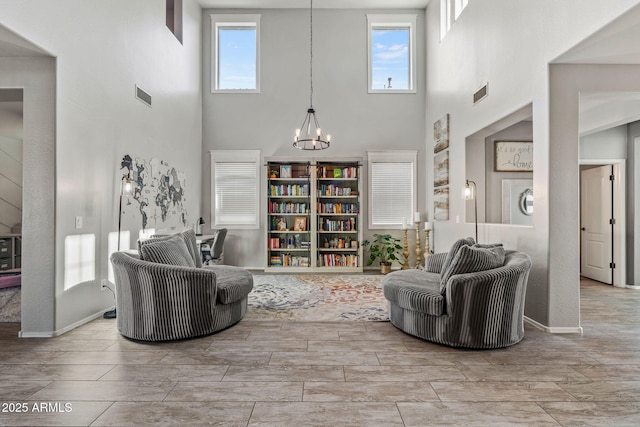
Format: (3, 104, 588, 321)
(321, 217, 357, 232)
(269, 184, 309, 196)
(270, 254, 310, 267)
(317, 202, 359, 214)
(318, 253, 359, 267)
(266, 160, 361, 271)
(317, 166, 358, 179)
(317, 184, 357, 197)
(269, 201, 308, 214)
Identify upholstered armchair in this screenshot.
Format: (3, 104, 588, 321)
(382, 239, 532, 349)
(110, 229, 252, 341)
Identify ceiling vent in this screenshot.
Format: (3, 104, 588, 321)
(135, 85, 152, 107)
(473, 83, 488, 105)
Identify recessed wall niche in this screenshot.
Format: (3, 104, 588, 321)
(465, 104, 534, 226)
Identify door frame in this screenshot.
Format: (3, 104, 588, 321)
(579, 159, 626, 288)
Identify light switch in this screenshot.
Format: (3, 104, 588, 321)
(75, 216, 83, 229)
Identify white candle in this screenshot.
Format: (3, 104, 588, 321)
(424, 221, 432, 230)
(414, 212, 421, 222)
(402, 217, 407, 229)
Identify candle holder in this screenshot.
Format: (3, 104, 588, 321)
(415, 221, 422, 269)
(424, 228, 431, 262)
(402, 228, 410, 270)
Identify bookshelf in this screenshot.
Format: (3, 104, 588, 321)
(265, 158, 362, 272)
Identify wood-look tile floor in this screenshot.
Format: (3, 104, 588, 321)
(0, 278, 639, 426)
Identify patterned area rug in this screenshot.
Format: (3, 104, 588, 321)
(0, 286, 20, 322)
(246, 274, 389, 321)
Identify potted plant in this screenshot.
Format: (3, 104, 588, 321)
(269, 169, 279, 178)
(362, 233, 403, 274)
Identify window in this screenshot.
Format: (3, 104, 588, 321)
(166, 0, 183, 43)
(368, 150, 418, 228)
(211, 14, 261, 93)
(211, 150, 260, 229)
(440, 0, 469, 40)
(367, 14, 417, 93)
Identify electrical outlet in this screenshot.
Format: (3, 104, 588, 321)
(455, 215, 460, 223)
(100, 279, 109, 291)
(75, 216, 83, 229)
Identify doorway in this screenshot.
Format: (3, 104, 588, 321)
(579, 161, 625, 287)
(0, 88, 23, 323)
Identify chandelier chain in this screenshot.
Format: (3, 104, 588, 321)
(309, 0, 313, 108)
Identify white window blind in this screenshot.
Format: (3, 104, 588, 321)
(368, 151, 417, 228)
(211, 150, 260, 229)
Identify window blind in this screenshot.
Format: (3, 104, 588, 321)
(370, 161, 414, 227)
(211, 150, 260, 229)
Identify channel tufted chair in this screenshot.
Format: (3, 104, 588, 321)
(382, 238, 532, 349)
(110, 229, 252, 341)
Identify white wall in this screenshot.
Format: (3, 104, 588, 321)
(426, 0, 640, 329)
(202, 8, 427, 268)
(580, 125, 627, 160)
(0, 0, 203, 334)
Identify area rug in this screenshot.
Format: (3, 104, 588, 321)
(0, 286, 20, 322)
(246, 274, 389, 321)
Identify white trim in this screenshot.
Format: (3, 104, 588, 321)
(211, 14, 261, 93)
(625, 284, 640, 290)
(524, 316, 584, 334)
(366, 14, 417, 94)
(18, 309, 111, 338)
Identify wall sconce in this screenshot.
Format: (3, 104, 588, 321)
(465, 179, 478, 243)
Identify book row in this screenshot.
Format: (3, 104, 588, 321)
(316, 202, 359, 214)
(317, 166, 358, 179)
(270, 255, 310, 267)
(317, 185, 357, 197)
(320, 218, 357, 232)
(269, 184, 310, 196)
(318, 254, 359, 267)
(269, 202, 309, 214)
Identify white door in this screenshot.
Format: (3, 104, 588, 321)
(580, 166, 613, 284)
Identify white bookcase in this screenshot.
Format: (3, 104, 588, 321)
(265, 158, 363, 273)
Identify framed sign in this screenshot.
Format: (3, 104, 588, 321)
(495, 141, 533, 172)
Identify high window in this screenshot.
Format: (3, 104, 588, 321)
(440, 0, 469, 40)
(367, 14, 417, 93)
(210, 150, 261, 229)
(211, 14, 261, 93)
(368, 150, 418, 228)
(166, 0, 183, 43)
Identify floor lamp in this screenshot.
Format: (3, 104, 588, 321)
(465, 180, 478, 243)
(104, 168, 133, 319)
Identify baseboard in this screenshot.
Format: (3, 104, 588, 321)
(625, 284, 640, 290)
(18, 307, 114, 338)
(524, 316, 583, 334)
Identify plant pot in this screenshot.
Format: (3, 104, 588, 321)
(380, 263, 392, 275)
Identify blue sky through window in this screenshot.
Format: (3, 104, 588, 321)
(218, 27, 257, 90)
(371, 28, 409, 90)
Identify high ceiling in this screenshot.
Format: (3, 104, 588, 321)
(198, 0, 430, 8)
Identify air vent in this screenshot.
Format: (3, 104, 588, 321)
(473, 83, 488, 105)
(135, 85, 152, 107)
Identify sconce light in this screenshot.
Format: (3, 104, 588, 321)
(465, 179, 478, 243)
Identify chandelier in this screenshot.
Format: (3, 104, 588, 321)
(293, 0, 330, 151)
